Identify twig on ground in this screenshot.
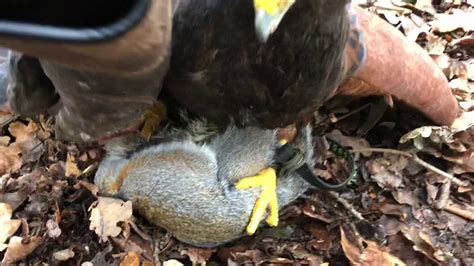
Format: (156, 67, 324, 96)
(348, 222, 365, 251)
(130, 221, 152, 242)
(330, 103, 372, 123)
(328, 191, 365, 221)
(351, 148, 470, 187)
(443, 201, 474, 221)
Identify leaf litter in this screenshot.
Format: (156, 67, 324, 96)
(0, 1, 473, 265)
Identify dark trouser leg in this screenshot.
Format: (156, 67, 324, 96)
(3, 52, 58, 116)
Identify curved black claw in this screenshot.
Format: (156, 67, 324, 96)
(274, 138, 358, 191)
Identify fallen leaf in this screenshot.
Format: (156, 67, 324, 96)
(379, 203, 410, 220)
(8, 120, 43, 163)
(87, 244, 115, 265)
(232, 249, 265, 265)
(443, 211, 467, 234)
(0, 203, 21, 251)
(451, 111, 474, 132)
(386, 234, 425, 266)
(65, 153, 81, 177)
(0, 136, 10, 146)
(37, 115, 54, 140)
(8, 121, 38, 146)
(142, 260, 154, 266)
(304, 223, 332, 251)
(400, 225, 438, 263)
(111, 235, 148, 256)
(163, 259, 184, 266)
(119, 252, 140, 266)
(74, 181, 99, 197)
(0, 145, 21, 175)
(0, 185, 31, 211)
(46, 219, 62, 239)
(392, 189, 422, 208)
(430, 9, 474, 33)
(340, 228, 406, 266)
(89, 197, 133, 242)
(53, 248, 75, 261)
(414, 0, 435, 14)
(182, 247, 216, 265)
(377, 215, 402, 236)
(326, 130, 371, 155)
(372, 173, 403, 189)
(2, 236, 43, 264)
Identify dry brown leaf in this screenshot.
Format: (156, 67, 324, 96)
(443, 151, 474, 174)
(305, 223, 332, 251)
(8, 121, 38, 144)
(0, 189, 30, 212)
(9, 120, 41, 151)
(8, 120, 43, 163)
(400, 225, 439, 262)
(377, 215, 402, 236)
(89, 197, 133, 242)
(142, 260, 154, 266)
(2, 236, 43, 264)
(0, 145, 21, 175)
(37, 115, 54, 140)
(74, 181, 99, 197)
(65, 153, 81, 177)
(53, 248, 75, 261)
(326, 130, 371, 152)
(426, 34, 447, 55)
(340, 228, 406, 266)
(392, 189, 422, 208)
(182, 247, 216, 265)
(46, 219, 62, 239)
(119, 252, 140, 266)
(0, 203, 21, 251)
(451, 111, 474, 132)
(0, 136, 10, 146)
(111, 236, 147, 255)
(231, 249, 265, 265)
(372, 173, 403, 189)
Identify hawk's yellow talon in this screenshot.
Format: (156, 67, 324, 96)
(236, 167, 279, 235)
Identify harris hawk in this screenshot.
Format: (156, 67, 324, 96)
(164, 0, 458, 235)
(165, 0, 362, 235)
(165, 0, 356, 129)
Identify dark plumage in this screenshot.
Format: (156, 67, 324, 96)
(165, 0, 351, 128)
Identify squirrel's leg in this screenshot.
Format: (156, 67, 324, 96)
(235, 167, 279, 235)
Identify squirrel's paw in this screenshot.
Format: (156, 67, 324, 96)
(140, 101, 167, 140)
(235, 167, 279, 235)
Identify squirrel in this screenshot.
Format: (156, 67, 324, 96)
(94, 114, 314, 247)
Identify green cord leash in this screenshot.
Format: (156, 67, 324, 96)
(274, 139, 357, 191)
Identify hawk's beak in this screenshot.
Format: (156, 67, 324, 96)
(253, 0, 295, 43)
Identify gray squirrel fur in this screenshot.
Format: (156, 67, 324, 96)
(95, 116, 313, 247)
